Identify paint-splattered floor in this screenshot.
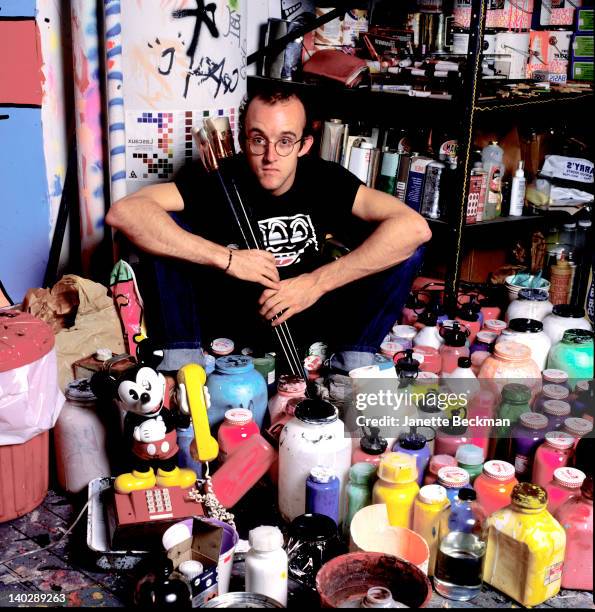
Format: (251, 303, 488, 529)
(0, 488, 593, 608)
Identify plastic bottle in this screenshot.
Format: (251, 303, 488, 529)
(532, 431, 576, 488)
(352, 427, 388, 466)
(412, 484, 449, 576)
(412, 345, 442, 374)
(547, 329, 594, 380)
(394, 432, 431, 485)
(481, 141, 504, 220)
(442, 356, 480, 397)
(508, 160, 526, 216)
(434, 427, 471, 458)
(134, 556, 192, 610)
(555, 475, 593, 591)
(423, 454, 457, 485)
(434, 488, 487, 601)
(466, 390, 497, 456)
(437, 466, 473, 504)
(456, 444, 484, 483)
(412, 311, 443, 350)
(439, 322, 470, 374)
(305, 466, 340, 526)
(372, 452, 420, 528)
(217, 408, 260, 463)
(545, 467, 586, 514)
(542, 305, 593, 345)
(245, 526, 288, 606)
(345, 462, 377, 535)
(474, 460, 518, 516)
(484, 483, 566, 607)
(511, 412, 549, 481)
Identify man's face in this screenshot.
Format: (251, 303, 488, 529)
(243, 96, 313, 196)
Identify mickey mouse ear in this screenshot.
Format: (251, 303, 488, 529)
(89, 371, 119, 401)
(135, 337, 164, 370)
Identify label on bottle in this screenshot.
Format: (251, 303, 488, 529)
(544, 561, 563, 586)
(268, 370, 276, 385)
(514, 454, 529, 475)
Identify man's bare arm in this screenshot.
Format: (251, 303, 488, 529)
(106, 183, 281, 289)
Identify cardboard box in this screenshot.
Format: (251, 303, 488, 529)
(72, 352, 136, 380)
(527, 30, 572, 83)
(533, 0, 584, 28)
(167, 517, 223, 608)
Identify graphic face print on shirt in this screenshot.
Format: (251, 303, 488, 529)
(258, 213, 319, 268)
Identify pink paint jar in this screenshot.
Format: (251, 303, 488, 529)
(483, 319, 507, 335)
(380, 340, 406, 360)
(423, 454, 457, 485)
(555, 476, 593, 591)
(470, 351, 490, 376)
(545, 467, 586, 514)
(439, 323, 470, 374)
(532, 431, 576, 489)
(217, 408, 260, 463)
(412, 346, 442, 374)
(268, 374, 307, 424)
(467, 390, 497, 456)
(434, 429, 471, 457)
(473, 460, 518, 516)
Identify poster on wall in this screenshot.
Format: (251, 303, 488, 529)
(113, 0, 247, 196)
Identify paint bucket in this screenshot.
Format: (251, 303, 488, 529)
(316, 552, 433, 608)
(349, 504, 430, 574)
(495, 31, 531, 79)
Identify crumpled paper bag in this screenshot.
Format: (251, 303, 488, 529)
(24, 275, 126, 390)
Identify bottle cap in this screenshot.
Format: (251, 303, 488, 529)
(493, 341, 531, 363)
(441, 321, 468, 347)
(456, 444, 484, 466)
(476, 331, 498, 344)
(519, 412, 548, 430)
(518, 288, 549, 302)
(457, 356, 472, 369)
(349, 462, 378, 486)
(224, 408, 254, 426)
(483, 460, 516, 482)
(309, 466, 336, 484)
(398, 432, 427, 451)
(394, 349, 421, 379)
(484, 319, 507, 332)
(277, 374, 307, 395)
(542, 369, 568, 384)
(552, 305, 585, 318)
(65, 378, 97, 403)
(419, 484, 447, 505)
(391, 324, 418, 340)
(378, 452, 418, 484)
(295, 399, 338, 425)
(178, 560, 204, 580)
(162, 522, 192, 551)
(249, 526, 283, 552)
(458, 488, 477, 502)
(542, 384, 570, 401)
(563, 222, 576, 230)
(562, 329, 594, 345)
(512, 482, 547, 509)
(575, 380, 591, 393)
(544, 431, 575, 450)
(437, 466, 470, 488)
(553, 467, 586, 489)
(428, 454, 457, 475)
(501, 383, 532, 404)
(361, 427, 388, 455)
(417, 310, 438, 327)
(95, 348, 113, 362)
(563, 417, 593, 438)
(543, 400, 571, 417)
(508, 318, 543, 334)
(211, 338, 235, 356)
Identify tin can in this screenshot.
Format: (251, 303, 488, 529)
(420, 161, 446, 220)
(395, 153, 411, 201)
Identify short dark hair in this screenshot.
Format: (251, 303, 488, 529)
(238, 82, 312, 143)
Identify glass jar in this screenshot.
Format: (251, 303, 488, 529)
(470, 331, 497, 355)
(547, 329, 594, 380)
(533, 384, 570, 414)
(344, 462, 377, 536)
(532, 431, 576, 488)
(484, 483, 566, 607)
(545, 467, 586, 514)
(542, 400, 571, 431)
(268, 374, 307, 424)
(497, 319, 552, 371)
(505, 288, 553, 323)
(542, 305, 593, 345)
(478, 341, 541, 394)
(491, 383, 532, 461)
(511, 412, 549, 481)
(456, 444, 485, 483)
(217, 408, 260, 463)
(563, 417, 593, 444)
(437, 466, 473, 504)
(474, 460, 518, 516)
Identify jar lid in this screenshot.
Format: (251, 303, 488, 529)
(542, 384, 570, 401)
(178, 560, 204, 580)
(215, 355, 254, 374)
(391, 324, 417, 340)
(378, 452, 418, 484)
(419, 484, 447, 505)
(249, 526, 283, 552)
(211, 338, 235, 356)
(501, 383, 532, 403)
(458, 488, 477, 502)
(349, 462, 378, 485)
(520, 412, 549, 430)
(429, 454, 457, 475)
(476, 331, 498, 344)
(295, 399, 338, 425)
(309, 466, 336, 484)
(564, 417, 593, 437)
(360, 427, 388, 455)
(553, 467, 586, 489)
(543, 400, 571, 417)
(398, 432, 427, 451)
(518, 288, 550, 302)
(304, 355, 323, 372)
(561, 329, 594, 344)
(483, 460, 516, 481)
(493, 341, 531, 362)
(542, 369, 569, 384)
(484, 319, 507, 332)
(437, 466, 470, 488)
(277, 374, 307, 394)
(380, 340, 404, 357)
(545, 431, 575, 450)
(162, 522, 192, 551)
(509, 318, 544, 334)
(65, 378, 97, 403)
(455, 444, 484, 466)
(95, 348, 113, 362)
(575, 380, 591, 393)
(578, 219, 592, 228)
(512, 482, 547, 509)
(552, 305, 585, 318)
(224, 408, 254, 426)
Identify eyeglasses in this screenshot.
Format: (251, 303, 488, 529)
(246, 135, 305, 157)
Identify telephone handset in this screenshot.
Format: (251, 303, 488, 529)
(177, 364, 219, 463)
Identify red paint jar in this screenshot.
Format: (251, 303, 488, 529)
(217, 408, 260, 463)
(473, 460, 518, 515)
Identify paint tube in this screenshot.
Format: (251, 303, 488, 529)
(320, 119, 345, 163)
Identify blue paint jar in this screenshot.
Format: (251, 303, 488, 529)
(394, 432, 431, 486)
(176, 424, 203, 478)
(446, 488, 481, 533)
(305, 466, 340, 526)
(206, 355, 268, 429)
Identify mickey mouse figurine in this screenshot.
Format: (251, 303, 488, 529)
(91, 339, 197, 494)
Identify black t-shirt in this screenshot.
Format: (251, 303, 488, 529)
(174, 154, 364, 279)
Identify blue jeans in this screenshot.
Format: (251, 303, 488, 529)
(138, 213, 425, 369)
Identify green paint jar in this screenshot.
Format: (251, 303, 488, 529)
(492, 383, 532, 461)
(344, 462, 377, 536)
(547, 329, 594, 380)
(456, 444, 485, 483)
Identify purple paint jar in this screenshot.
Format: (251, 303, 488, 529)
(470, 331, 498, 355)
(305, 466, 340, 526)
(512, 412, 549, 481)
(533, 384, 570, 414)
(543, 400, 572, 431)
(394, 432, 431, 485)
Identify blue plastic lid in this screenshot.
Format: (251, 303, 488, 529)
(215, 355, 254, 374)
(456, 444, 484, 466)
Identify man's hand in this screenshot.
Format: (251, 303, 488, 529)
(258, 273, 323, 326)
(226, 249, 281, 290)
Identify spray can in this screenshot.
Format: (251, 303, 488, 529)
(420, 161, 447, 219)
(395, 153, 412, 201)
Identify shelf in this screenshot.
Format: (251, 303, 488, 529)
(475, 91, 594, 114)
(427, 214, 546, 231)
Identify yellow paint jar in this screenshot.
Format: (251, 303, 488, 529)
(412, 484, 449, 576)
(372, 452, 419, 528)
(484, 482, 566, 607)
